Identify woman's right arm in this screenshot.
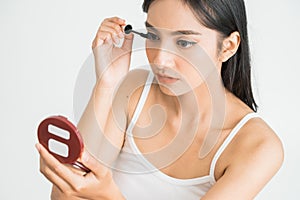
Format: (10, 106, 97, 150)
(77, 16, 134, 163)
(37, 17, 134, 200)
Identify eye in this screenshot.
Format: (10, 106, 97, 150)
(176, 40, 197, 48)
(146, 32, 160, 41)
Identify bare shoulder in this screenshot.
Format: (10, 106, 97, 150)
(226, 115, 284, 183)
(205, 116, 285, 199)
(113, 69, 150, 101)
(114, 69, 153, 120)
(203, 116, 284, 199)
(234, 116, 284, 162)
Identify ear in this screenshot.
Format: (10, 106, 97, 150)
(219, 31, 240, 62)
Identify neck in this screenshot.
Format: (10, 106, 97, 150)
(177, 84, 210, 119)
(176, 72, 226, 122)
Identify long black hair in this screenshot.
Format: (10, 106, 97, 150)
(142, 0, 258, 112)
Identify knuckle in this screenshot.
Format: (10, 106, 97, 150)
(113, 24, 120, 30)
(74, 183, 86, 193)
(100, 20, 106, 26)
(104, 32, 111, 38)
(53, 165, 63, 174)
(39, 166, 45, 174)
(39, 162, 45, 174)
(99, 26, 105, 33)
(96, 35, 104, 42)
(100, 20, 108, 27)
(41, 166, 51, 176)
(97, 31, 107, 38)
(92, 40, 96, 48)
(97, 27, 103, 34)
(63, 190, 73, 197)
(111, 16, 123, 23)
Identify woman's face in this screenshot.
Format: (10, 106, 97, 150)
(145, 0, 223, 96)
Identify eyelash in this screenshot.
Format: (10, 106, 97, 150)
(176, 40, 197, 48)
(146, 32, 197, 48)
(146, 32, 160, 41)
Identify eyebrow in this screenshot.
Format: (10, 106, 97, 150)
(145, 21, 201, 35)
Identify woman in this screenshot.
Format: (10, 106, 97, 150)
(36, 0, 284, 199)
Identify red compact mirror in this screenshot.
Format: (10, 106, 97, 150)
(37, 115, 90, 172)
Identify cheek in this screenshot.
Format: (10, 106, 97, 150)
(199, 37, 222, 67)
(146, 44, 205, 88)
(145, 48, 158, 74)
(145, 46, 155, 64)
(177, 59, 204, 88)
(207, 47, 220, 67)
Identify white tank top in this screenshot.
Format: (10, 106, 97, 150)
(112, 72, 259, 199)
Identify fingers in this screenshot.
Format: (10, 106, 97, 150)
(99, 26, 124, 46)
(51, 185, 66, 200)
(80, 149, 109, 180)
(100, 21, 123, 35)
(36, 143, 82, 190)
(39, 155, 70, 192)
(37, 143, 119, 199)
(51, 185, 83, 200)
(92, 17, 126, 49)
(121, 32, 134, 52)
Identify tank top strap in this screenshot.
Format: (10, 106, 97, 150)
(209, 112, 260, 183)
(126, 71, 154, 135)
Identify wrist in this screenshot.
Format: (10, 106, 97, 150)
(108, 181, 125, 200)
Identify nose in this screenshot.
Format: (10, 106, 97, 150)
(152, 47, 176, 69)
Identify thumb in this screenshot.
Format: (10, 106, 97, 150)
(121, 32, 134, 52)
(81, 150, 109, 179)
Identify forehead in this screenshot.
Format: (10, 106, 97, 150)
(146, 0, 203, 31)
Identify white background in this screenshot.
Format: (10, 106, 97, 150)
(0, 0, 299, 199)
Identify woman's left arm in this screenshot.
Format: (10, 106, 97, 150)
(202, 127, 284, 200)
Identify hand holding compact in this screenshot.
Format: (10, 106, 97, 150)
(36, 116, 124, 199)
(37, 116, 90, 172)
(36, 142, 124, 199)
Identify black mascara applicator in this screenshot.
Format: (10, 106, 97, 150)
(124, 24, 149, 39)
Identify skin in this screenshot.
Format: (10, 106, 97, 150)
(36, 0, 284, 199)
(37, 16, 132, 200)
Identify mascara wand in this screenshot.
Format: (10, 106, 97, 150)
(124, 24, 149, 39)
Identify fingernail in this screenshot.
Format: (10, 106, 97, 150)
(106, 37, 112, 45)
(35, 143, 41, 152)
(98, 39, 104, 46)
(82, 151, 89, 163)
(118, 32, 124, 38)
(113, 34, 120, 45)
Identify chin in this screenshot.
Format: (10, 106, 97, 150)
(158, 84, 177, 96)
(156, 80, 194, 97)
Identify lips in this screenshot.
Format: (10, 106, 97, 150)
(156, 73, 179, 84)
